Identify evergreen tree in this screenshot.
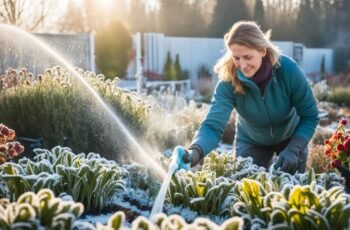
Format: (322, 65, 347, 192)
(209, 0, 250, 37)
(174, 54, 182, 80)
(163, 52, 174, 81)
(95, 20, 132, 79)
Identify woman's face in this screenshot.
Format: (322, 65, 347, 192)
(229, 44, 266, 78)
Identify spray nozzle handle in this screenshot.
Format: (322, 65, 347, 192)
(172, 146, 191, 171)
(182, 151, 191, 164)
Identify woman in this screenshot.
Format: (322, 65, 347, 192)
(175, 21, 319, 174)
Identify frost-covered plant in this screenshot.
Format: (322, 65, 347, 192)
(307, 144, 328, 173)
(163, 151, 348, 228)
(0, 162, 60, 201)
(202, 152, 343, 192)
(143, 91, 208, 150)
(251, 169, 303, 193)
(203, 154, 265, 180)
(311, 127, 333, 145)
(0, 189, 84, 229)
(230, 178, 350, 229)
(33, 146, 126, 212)
(312, 79, 330, 101)
(99, 213, 244, 230)
(123, 163, 160, 198)
(96, 211, 125, 230)
(203, 153, 265, 182)
(0, 124, 24, 164)
(0, 67, 148, 159)
(247, 165, 343, 193)
(203, 151, 232, 177)
(0, 146, 125, 211)
(167, 170, 235, 215)
(230, 179, 269, 225)
(151, 213, 243, 230)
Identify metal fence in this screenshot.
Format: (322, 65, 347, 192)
(0, 32, 95, 75)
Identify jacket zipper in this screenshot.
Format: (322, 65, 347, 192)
(261, 96, 275, 140)
(261, 70, 277, 140)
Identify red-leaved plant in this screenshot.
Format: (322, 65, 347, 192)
(0, 124, 24, 164)
(323, 119, 350, 170)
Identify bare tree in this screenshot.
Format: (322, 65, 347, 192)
(0, 0, 56, 31)
(58, 0, 129, 33)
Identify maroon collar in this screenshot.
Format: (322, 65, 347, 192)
(250, 58, 272, 94)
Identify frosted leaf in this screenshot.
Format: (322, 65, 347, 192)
(190, 197, 205, 204)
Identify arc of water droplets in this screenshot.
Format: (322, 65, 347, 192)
(0, 24, 167, 179)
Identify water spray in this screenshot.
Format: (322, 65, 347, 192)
(150, 146, 191, 219)
(0, 24, 167, 179)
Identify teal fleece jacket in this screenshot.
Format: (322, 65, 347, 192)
(190, 55, 319, 156)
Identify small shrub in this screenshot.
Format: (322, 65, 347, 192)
(307, 144, 328, 173)
(327, 87, 350, 106)
(162, 52, 187, 81)
(311, 127, 333, 145)
(311, 80, 330, 101)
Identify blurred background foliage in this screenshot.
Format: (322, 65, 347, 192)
(1, 0, 349, 75)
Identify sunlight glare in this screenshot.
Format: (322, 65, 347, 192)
(100, 0, 114, 10)
(73, 0, 83, 6)
(147, 0, 158, 10)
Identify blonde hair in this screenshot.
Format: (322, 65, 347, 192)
(214, 21, 281, 94)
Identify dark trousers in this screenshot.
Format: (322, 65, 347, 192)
(234, 138, 308, 173)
